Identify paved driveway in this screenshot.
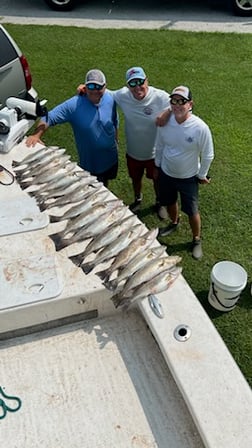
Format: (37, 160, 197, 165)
(0, 0, 252, 33)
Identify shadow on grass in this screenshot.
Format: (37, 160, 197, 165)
(196, 284, 252, 316)
(159, 240, 192, 256)
(196, 290, 224, 316)
(136, 204, 158, 220)
(236, 286, 252, 311)
(134, 206, 194, 255)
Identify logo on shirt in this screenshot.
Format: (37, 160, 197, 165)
(186, 137, 194, 143)
(143, 107, 153, 115)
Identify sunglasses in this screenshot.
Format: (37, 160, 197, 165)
(128, 78, 145, 88)
(170, 97, 189, 105)
(86, 83, 105, 91)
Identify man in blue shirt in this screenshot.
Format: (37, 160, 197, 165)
(26, 69, 118, 187)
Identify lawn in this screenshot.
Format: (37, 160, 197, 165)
(5, 24, 252, 386)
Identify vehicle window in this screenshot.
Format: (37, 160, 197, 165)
(0, 29, 17, 67)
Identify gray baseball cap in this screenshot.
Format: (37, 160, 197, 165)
(85, 69, 106, 86)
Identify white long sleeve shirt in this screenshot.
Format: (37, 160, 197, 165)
(154, 113, 214, 179)
(111, 86, 170, 160)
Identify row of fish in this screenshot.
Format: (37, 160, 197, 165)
(12, 145, 182, 309)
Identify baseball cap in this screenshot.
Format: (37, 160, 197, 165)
(170, 86, 192, 101)
(85, 69, 106, 86)
(126, 67, 146, 83)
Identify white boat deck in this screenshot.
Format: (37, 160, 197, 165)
(0, 141, 252, 448)
(0, 312, 203, 448)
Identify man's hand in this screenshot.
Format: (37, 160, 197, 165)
(25, 122, 48, 147)
(197, 176, 211, 184)
(77, 84, 86, 95)
(25, 135, 44, 148)
(156, 108, 171, 127)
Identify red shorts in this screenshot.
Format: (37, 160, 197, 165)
(126, 154, 156, 181)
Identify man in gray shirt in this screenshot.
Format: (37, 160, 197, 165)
(112, 67, 170, 213)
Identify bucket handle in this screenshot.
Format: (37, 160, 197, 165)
(211, 283, 240, 310)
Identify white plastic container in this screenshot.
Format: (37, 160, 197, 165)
(208, 261, 247, 311)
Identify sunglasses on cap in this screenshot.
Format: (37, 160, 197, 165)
(170, 97, 189, 105)
(128, 78, 145, 88)
(86, 83, 105, 91)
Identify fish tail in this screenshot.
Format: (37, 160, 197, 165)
(37, 201, 47, 211)
(14, 173, 23, 181)
(20, 181, 32, 190)
(111, 293, 120, 308)
(49, 232, 62, 244)
(12, 160, 21, 167)
(81, 263, 95, 275)
(69, 254, 84, 267)
(49, 214, 61, 223)
(28, 189, 39, 198)
(110, 293, 127, 309)
(49, 233, 67, 251)
(105, 279, 118, 292)
(42, 200, 55, 210)
(96, 269, 109, 281)
(55, 239, 70, 251)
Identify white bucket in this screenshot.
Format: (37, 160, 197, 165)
(208, 261, 247, 311)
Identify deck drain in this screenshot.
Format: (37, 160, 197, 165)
(174, 324, 191, 342)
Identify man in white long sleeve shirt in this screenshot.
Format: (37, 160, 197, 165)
(112, 67, 170, 212)
(154, 85, 214, 260)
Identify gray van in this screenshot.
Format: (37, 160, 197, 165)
(0, 25, 47, 153)
(0, 24, 38, 111)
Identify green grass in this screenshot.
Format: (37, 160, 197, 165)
(5, 24, 252, 386)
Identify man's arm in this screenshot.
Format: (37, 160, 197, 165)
(153, 127, 164, 178)
(156, 108, 172, 127)
(26, 121, 49, 147)
(197, 124, 214, 181)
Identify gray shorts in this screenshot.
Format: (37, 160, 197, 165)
(159, 169, 199, 216)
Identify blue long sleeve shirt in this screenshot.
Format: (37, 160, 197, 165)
(42, 92, 118, 175)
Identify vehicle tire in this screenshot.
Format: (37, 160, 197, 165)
(232, 0, 252, 16)
(44, 0, 76, 11)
